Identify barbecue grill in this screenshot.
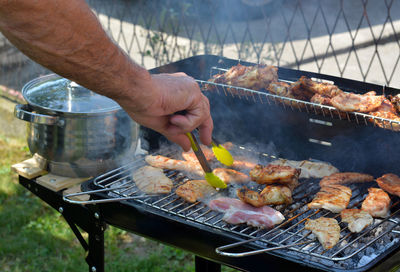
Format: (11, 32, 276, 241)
(18, 55, 400, 272)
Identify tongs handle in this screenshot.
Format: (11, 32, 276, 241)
(215, 238, 313, 257)
(63, 184, 156, 205)
(186, 131, 212, 173)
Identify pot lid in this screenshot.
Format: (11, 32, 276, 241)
(22, 74, 121, 114)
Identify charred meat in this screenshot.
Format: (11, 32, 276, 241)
(249, 164, 301, 186)
(319, 172, 374, 187)
(330, 91, 384, 113)
(308, 184, 352, 213)
(237, 185, 292, 207)
(205, 64, 278, 91)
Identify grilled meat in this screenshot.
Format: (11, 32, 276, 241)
(267, 81, 292, 97)
(361, 188, 390, 218)
(237, 185, 292, 207)
(305, 217, 341, 250)
(340, 209, 373, 233)
(389, 94, 400, 113)
(308, 184, 352, 213)
(132, 166, 173, 194)
(249, 164, 301, 185)
(289, 80, 315, 101)
(205, 64, 278, 91)
(369, 98, 400, 131)
(270, 159, 339, 179)
(208, 197, 285, 228)
(377, 173, 400, 197)
(267, 81, 306, 107)
(209, 197, 248, 212)
(319, 172, 374, 187)
(145, 155, 203, 176)
(182, 145, 214, 164)
(231, 160, 258, 170)
(299, 76, 343, 98)
(175, 180, 216, 203)
(310, 93, 333, 106)
(330, 91, 384, 113)
(212, 168, 250, 184)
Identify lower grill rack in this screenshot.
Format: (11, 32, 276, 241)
(64, 147, 400, 271)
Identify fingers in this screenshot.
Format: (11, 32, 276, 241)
(197, 115, 213, 146)
(167, 133, 192, 152)
(124, 72, 214, 151)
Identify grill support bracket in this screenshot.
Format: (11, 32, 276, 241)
(19, 176, 106, 272)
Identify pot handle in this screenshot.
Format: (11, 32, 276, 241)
(14, 104, 64, 126)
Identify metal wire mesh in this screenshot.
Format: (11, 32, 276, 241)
(89, 145, 400, 270)
(0, 0, 399, 93)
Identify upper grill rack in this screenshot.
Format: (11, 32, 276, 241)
(195, 67, 400, 132)
(83, 146, 400, 271)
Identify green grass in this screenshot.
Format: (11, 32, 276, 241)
(0, 135, 237, 272)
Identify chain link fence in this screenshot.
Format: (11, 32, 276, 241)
(1, 0, 399, 95)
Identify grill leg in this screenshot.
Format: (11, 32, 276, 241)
(195, 256, 221, 272)
(86, 220, 105, 272)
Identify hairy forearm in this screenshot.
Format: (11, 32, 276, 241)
(0, 0, 150, 105)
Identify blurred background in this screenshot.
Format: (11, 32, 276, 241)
(1, 0, 399, 92)
(0, 0, 399, 271)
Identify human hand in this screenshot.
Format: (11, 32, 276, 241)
(117, 72, 213, 151)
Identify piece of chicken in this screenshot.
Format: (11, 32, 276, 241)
(330, 91, 384, 113)
(205, 64, 278, 91)
(267, 81, 292, 97)
(237, 185, 292, 207)
(389, 94, 400, 113)
(249, 164, 301, 185)
(310, 93, 333, 106)
(270, 159, 339, 179)
(369, 98, 400, 131)
(308, 184, 352, 213)
(212, 168, 250, 184)
(175, 180, 216, 203)
(377, 173, 400, 197)
(182, 145, 214, 164)
(267, 81, 306, 107)
(361, 188, 391, 218)
(340, 209, 373, 233)
(132, 166, 173, 194)
(145, 155, 203, 176)
(230, 160, 258, 170)
(289, 80, 315, 101)
(304, 217, 341, 250)
(299, 76, 343, 98)
(319, 172, 374, 187)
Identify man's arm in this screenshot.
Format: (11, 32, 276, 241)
(0, 0, 213, 151)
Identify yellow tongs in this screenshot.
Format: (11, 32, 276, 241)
(194, 128, 234, 167)
(211, 137, 234, 167)
(186, 132, 227, 189)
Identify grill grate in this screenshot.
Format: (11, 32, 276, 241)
(91, 146, 400, 270)
(195, 67, 400, 132)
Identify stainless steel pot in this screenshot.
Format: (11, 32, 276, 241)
(15, 74, 139, 177)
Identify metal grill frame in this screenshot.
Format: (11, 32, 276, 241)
(87, 145, 400, 271)
(195, 67, 400, 132)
